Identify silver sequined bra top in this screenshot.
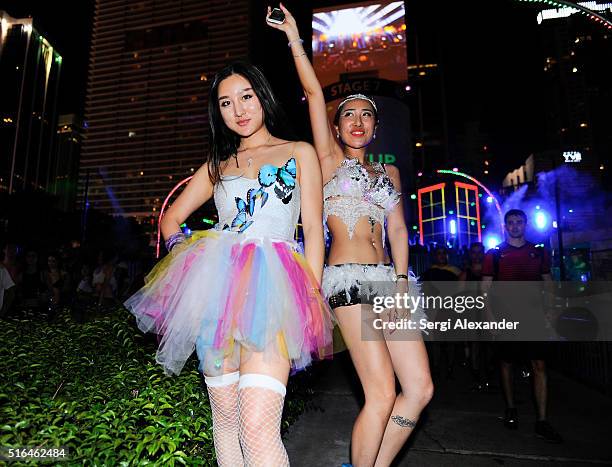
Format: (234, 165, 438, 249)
(323, 158, 401, 243)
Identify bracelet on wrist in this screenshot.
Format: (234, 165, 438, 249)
(165, 232, 186, 252)
(293, 52, 307, 58)
(394, 274, 409, 282)
(288, 38, 303, 48)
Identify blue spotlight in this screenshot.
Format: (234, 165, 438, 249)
(534, 211, 548, 230)
(486, 196, 494, 203)
(485, 235, 501, 250)
(449, 219, 456, 235)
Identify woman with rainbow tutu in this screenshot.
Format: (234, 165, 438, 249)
(125, 61, 334, 466)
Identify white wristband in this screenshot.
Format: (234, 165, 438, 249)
(288, 38, 304, 48)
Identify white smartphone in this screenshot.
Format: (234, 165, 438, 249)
(267, 8, 286, 25)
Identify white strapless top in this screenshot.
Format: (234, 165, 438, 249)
(213, 157, 300, 242)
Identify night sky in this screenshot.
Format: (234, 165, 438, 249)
(2, 0, 564, 176)
(424, 0, 548, 174)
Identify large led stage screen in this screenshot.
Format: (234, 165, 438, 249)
(312, 1, 408, 88)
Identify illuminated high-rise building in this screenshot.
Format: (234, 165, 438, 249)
(407, 62, 448, 177)
(0, 11, 63, 194)
(536, 2, 612, 187)
(53, 114, 83, 211)
(78, 0, 251, 217)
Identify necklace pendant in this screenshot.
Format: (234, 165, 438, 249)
(247, 158, 253, 167)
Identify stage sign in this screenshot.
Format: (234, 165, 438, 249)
(323, 77, 409, 103)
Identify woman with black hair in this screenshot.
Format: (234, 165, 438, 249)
(268, 5, 432, 466)
(125, 61, 333, 466)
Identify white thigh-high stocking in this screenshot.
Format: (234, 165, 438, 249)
(205, 371, 244, 467)
(238, 374, 290, 467)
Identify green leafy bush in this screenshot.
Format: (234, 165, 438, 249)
(0, 307, 313, 465)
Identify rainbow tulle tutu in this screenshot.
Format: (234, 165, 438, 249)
(125, 230, 334, 376)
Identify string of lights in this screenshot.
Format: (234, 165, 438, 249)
(514, 0, 612, 29)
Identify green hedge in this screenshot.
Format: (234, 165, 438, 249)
(0, 307, 313, 466)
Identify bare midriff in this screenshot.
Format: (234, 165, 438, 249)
(326, 215, 388, 265)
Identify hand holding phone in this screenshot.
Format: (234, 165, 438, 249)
(267, 7, 286, 24)
(266, 4, 299, 38)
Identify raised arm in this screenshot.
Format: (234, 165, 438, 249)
(161, 163, 215, 241)
(295, 141, 325, 283)
(266, 4, 340, 167)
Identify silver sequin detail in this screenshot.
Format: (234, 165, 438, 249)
(325, 197, 385, 240)
(323, 158, 401, 243)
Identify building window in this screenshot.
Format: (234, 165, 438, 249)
(125, 20, 208, 51)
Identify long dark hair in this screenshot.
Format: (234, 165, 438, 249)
(206, 61, 294, 184)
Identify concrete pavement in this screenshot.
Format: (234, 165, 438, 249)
(285, 351, 612, 466)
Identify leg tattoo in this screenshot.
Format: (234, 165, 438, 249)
(391, 415, 417, 429)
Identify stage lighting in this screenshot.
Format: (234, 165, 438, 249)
(485, 235, 501, 250)
(535, 211, 548, 230)
(449, 219, 456, 235)
(313, 2, 405, 39)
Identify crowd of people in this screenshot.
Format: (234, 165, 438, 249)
(0, 242, 148, 320)
(416, 209, 563, 444)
